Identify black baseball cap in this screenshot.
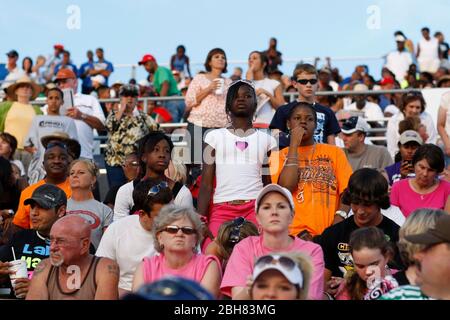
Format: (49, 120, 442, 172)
(405, 214, 450, 246)
(6, 50, 18, 58)
(24, 184, 67, 209)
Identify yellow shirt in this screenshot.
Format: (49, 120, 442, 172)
(269, 144, 353, 236)
(4, 102, 37, 149)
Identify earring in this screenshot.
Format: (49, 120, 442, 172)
(257, 225, 263, 234)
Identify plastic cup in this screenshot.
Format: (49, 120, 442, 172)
(9, 260, 28, 299)
(214, 78, 225, 95)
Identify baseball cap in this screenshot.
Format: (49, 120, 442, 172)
(138, 54, 156, 65)
(319, 67, 332, 74)
(341, 116, 371, 134)
(380, 77, 395, 86)
(353, 83, 369, 92)
(395, 35, 406, 42)
(53, 44, 64, 50)
(122, 276, 214, 300)
(119, 84, 139, 97)
(405, 214, 450, 245)
(91, 75, 106, 85)
(255, 184, 294, 213)
(6, 50, 18, 58)
(55, 68, 77, 80)
(24, 184, 67, 209)
(399, 130, 423, 145)
(253, 254, 303, 287)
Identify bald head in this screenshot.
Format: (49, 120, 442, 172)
(52, 215, 91, 239)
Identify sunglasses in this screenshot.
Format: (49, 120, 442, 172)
(56, 78, 73, 85)
(46, 141, 68, 150)
(296, 78, 318, 85)
(147, 181, 169, 196)
(255, 254, 296, 271)
(121, 92, 139, 97)
(228, 216, 245, 244)
(162, 225, 196, 235)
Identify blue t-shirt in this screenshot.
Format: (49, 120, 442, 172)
(269, 101, 341, 148)
(93, 60, 114, 86)
(79, 61, 94, 88)
(54, 63, 78, 76)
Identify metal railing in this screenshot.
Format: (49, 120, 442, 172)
(28, 87, 424, 151)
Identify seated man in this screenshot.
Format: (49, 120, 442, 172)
(0, 184, 67, 298)
(96, 179, 173, 297)
(316, 168, 403, 298)
(341, 116, 393, 171)
(26, 215, 119, 300)
(380, 212, 450, 300)
(12, 141, 71, 231)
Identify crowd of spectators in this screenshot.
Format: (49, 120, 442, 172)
(0, 27, 449, 301)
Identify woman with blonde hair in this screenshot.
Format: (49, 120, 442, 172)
(67, 159, 113, 249)
(393, 208, 445, 286)
(249, 252, 313, 300)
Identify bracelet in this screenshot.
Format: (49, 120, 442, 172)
(284, 163, 298, 167)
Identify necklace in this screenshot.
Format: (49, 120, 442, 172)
(296, 143, 316, 203)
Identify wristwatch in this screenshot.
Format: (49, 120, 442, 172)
(335, 210, 348, 219)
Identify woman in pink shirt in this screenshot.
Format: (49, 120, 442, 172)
(220, 184, 325, 300)
(132, 205, 222, 297)
(390, 144, 450, 217)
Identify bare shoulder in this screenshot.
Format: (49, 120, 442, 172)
(33, 258, 51, 277)
(97, 257, 119, 277)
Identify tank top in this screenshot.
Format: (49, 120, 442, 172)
(172, 55, 187, 73)
(46, 256, 100, 300)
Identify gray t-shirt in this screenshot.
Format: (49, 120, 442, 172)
(24, 114, 78, 154)
(344, 144, 393, 171)
(67, 198, 113, 249)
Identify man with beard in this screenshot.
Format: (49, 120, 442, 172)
(12, 141, 71, 230)
(26, 215, 119, 300)
(0, 184, 67, 298)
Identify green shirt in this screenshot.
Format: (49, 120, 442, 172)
(153, 66, 180, 96)
(379, 285, 432, 300)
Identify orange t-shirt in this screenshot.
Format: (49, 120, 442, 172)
(12, 179, 72, 229)
(269, 144, 353, 237)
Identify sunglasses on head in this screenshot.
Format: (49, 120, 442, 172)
(229, 79, 255, 89)
(162, 225, 196, 235)
(46, 141, 68, 150)
(147, 181, 169, 196)
(228, 216, 245, 244)
(255, 254, 297, 271)
(296, 78, 318, 85)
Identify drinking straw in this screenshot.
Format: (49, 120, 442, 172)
(11, 247, 16, 261)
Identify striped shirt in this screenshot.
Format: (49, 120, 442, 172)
(379, 285, 432, 300)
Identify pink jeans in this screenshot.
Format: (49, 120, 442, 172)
(202, 200, 257, 251)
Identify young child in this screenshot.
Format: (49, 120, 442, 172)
(25, 88, 78, 183)
(335, 227, 399, 300)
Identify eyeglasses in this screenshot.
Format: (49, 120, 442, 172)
(56, 78, 73, 85)
(125, 160, 140, 167)
(46, 141, 68, 150)
(161, 225, 197, 235)
(255, 254, 296, 271)
(228, 216, 245, 244)
(296, 78, 318, 85)
(147, 181, 169, 196)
